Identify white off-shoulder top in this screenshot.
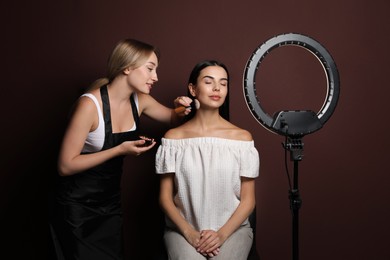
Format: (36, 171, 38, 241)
(155, 137, 260, 231)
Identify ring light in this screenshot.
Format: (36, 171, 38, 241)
(243, 33, 340, 137)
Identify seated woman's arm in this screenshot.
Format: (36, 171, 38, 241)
(196, 177, 256, 255)
(159, 173, 202, 248)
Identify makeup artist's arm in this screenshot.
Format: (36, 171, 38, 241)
(138, 94, 192, 126)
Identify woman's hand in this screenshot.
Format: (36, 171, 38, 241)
(119, 138, 156, 156)
(182, 229, 203, 249)
(196, 229, 222, 257)
(173, 96, 193, 116)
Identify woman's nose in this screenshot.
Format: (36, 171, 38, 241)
(152, 72, 158, 82)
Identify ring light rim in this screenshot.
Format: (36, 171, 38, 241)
(243, 33, 340, 136)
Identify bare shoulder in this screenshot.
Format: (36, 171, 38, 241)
(137, 92, 157, 108)
(164, 128, 179, 139)
(136, 92, 149, 103)
(76, 94, 98, 113)
(226, 123, 253, 141)
(66, 93, 99, 128)
(164, 121, 195, 139)
(235, 128, 253, 141)
(164, 124, 186, 139)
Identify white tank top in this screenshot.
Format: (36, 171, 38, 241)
(81, 93, 139, 153)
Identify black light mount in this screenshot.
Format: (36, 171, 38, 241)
(243, 33, 340, 137)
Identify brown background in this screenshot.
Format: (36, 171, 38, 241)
(2, 0, 389, 259)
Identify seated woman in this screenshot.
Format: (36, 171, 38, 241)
(155, 60, 260, 260)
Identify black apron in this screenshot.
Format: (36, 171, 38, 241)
(50, 85, 140, 260)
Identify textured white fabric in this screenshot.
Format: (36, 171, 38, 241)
(81, 93, 139, 153)
(81, 93, 105, 152)
(155, 137, 260, 231)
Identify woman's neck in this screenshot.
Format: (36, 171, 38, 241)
(107, 78, 134, 103)
(191, 110, 224, 131)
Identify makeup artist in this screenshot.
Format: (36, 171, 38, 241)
(49, 38, 192, 260)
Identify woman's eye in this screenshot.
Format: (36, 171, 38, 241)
(146, 65, 155, 72)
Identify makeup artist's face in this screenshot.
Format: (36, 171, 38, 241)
(191, 65, 228, 109)
(124, 52, 159, 94)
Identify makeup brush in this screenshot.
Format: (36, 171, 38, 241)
(174, 99, 200, 113)
(193, 99, 200, 109)
(174, 106, 190, 113)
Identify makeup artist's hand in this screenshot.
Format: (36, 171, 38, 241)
(174, 96, 193, 115)
(119, 139, 156, 156)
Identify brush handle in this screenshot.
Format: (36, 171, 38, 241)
(174, 106, 189, 113)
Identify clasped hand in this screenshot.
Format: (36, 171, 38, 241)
(187, 229, 221, 257)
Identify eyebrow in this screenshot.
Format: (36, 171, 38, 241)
(146, 61, 157, 66)
(202, 75, 228, 81)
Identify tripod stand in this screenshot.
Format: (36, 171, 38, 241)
(283, 136, 304, 260)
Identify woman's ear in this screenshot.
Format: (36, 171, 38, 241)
(188, 83, 196, 97)
(123, 67, 131, 75)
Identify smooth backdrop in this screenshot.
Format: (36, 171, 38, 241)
(2, 1, 389, 259)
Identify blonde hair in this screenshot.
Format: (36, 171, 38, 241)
(88, 39, 160, 90)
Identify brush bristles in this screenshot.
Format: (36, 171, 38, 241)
(194, 99, 200, 109)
